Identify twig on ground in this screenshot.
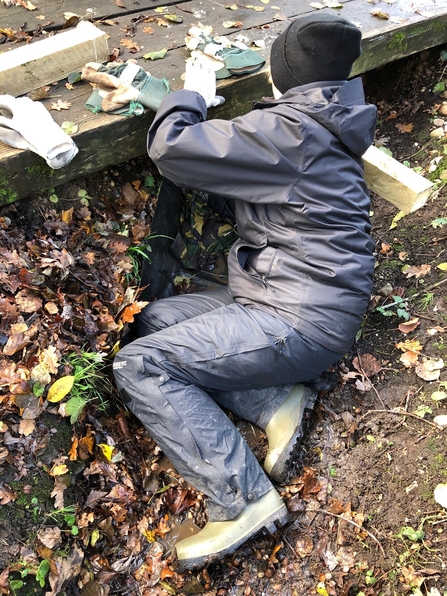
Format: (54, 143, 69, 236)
(316, 509, 386, 556)
(412, 276, 447, 300)
(355, 351, 388, 410)
(359, 408, 443, 429)
(276, 529, 299, 559)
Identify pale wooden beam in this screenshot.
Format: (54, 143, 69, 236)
(363, 145, 433, 213)
(0, 21, 109, 98)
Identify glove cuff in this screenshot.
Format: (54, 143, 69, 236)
(137, 76, 170, 112)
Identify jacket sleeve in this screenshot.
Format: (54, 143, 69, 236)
(147, 89, 302, 204)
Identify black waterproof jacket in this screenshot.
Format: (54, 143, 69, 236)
(147, 78, 377, 353)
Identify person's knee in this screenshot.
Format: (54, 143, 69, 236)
(134, 301, 174, 337)
(113, 344, 144, 388)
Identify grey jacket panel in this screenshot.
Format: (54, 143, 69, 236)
(147, 79, 377, 353)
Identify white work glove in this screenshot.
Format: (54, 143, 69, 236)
(183, 59, 225, 109)
(0, 95, 78, 169)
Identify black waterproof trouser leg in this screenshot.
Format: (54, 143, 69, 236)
(113, 288, 341, 521)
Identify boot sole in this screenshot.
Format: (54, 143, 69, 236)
(268, 389, 317, 483)
(176, 504, 290, 572)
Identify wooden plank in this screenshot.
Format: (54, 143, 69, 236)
(0, 0, 176, 31)
(0, 0, 446, 204)
(0, 66, 271, 205)
(363, 146, 433, 213)
(0, 21, 109, 97)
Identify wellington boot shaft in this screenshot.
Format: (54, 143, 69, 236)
(264, 383, 317, 482)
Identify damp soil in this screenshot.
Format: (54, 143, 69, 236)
(1, 43, 447, 596)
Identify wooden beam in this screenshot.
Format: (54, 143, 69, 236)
(363, 145, 433, 213)
(0, 21, 109, 98)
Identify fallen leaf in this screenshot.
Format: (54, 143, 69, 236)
(395, 122, 414, 133)
(120, 301, 149, 323)
(49, 100, 72, 111)
(18, 419, 35, 436)
(47, 375, 75, 403)
(398, 317, 420, 333)
(396, 339, 423, 354)
(61, 121, 78, 135)
(27, 86, 51, 100)
(115, 0, 126, 7)
(98, 443, 115, 462)
(355, 377, 372, 392)
(46, 544, 84, 596)
(400, 351, 419, 367)
(403, 264, 431, 278)
(295, 535, 314, 558)
(371, 8, 389, 18)
(3, 0, 36, 9)
(143, 48, 168, 60)
(246, 5, 265, 11)
(390, 210, 406, 229)
(225, 3, 239, 9)
(108, 237, 131, 254)
(437, 262, 447, 271)
(0, 484, 17, 504)
(38, 526, 62, 549)
(15, 289, 42, 313)
(162, 14, 183, 23)
(223, 20, 243, 28)
(431, 390, 447, 401)
(49, 464, 69, 476)
(352, 353, 381, 377)
(120, 39, 140, 53)
(415, 357, 444, 381)
(3, 331, 32, 356)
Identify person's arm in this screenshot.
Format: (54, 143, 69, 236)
(147, 90, 304, 204)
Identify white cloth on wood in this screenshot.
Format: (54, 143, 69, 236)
(0, 95, 78, 169)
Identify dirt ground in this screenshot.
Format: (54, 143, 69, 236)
(0, 44, 447, 596)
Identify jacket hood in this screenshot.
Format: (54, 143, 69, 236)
(256, 78, 377, 156)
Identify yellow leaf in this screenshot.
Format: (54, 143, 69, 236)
(436, 262, 447, 271)
(142, 528, 157, 542)
(390, 210, 406, 229)
(47, 376, 75, 403)
(396, 339, 423, 354)
(316, 583, 329, 596)
(109, 340, 121, 359)
(50, 464, 69, 476)
(98, 443, 114, 462)
(91, 528, 101, 546)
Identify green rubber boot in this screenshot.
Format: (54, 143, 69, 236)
(264, 384, 317, 483)
(175, 488, 289, 571)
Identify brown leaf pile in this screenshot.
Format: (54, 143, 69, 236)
(0, 179, 209, 593)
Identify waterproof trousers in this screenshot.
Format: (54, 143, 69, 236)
(113, 287, 341, 521)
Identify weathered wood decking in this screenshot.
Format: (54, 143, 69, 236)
(1, 0, 447, 204)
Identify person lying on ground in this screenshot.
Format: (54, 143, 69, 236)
(113, 11, 377, 571)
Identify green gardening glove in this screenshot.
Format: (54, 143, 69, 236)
(81, 61, 170, 116)
(185, 25, 265, 78)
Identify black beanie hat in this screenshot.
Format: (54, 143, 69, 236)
(270, 12, 362, 94)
